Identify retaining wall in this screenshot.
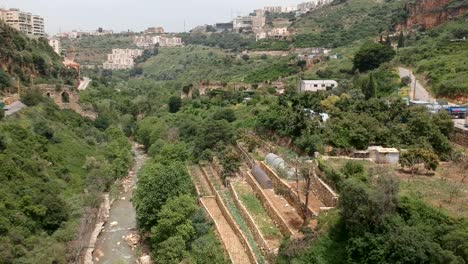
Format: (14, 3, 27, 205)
(243, 170, 295, 237)
(312, 171, 339, 207)
(199, 198, 233, 262)
(215, 191, 259, 264)
(452, 128, 468, 148)
(229, 182, 276, 259)
(259, 161, 317, 218)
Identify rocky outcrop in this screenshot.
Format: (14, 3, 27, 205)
(399, 0, 467, 30)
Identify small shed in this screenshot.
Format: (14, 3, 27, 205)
(368, 146, 400, 164)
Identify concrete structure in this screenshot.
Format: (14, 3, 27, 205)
(133, 35, 183, 48)
(264, 6, 282, 13)
(0, 8, 45, 37)
(144, 26, 164, 34)
(103, 49, 142, 70)
(270, 27, 290, 38)
(282, 6, 298, 12)
(233, 16, 253, 32)
(299, 80, 338, 92)
(368, 146, 400, 164)
(48, 37, 61, 54)
(215, 22, 233, 32)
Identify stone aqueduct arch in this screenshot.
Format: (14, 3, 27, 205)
(37, 84, 81, 111)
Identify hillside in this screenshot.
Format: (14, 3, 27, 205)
(61, 34, 137, 66)
(398, 19, 468, 99)
(291, 0, 407, 48)
(0, 22, 77, 93)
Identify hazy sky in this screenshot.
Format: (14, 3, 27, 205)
(1, 0, 306, 34)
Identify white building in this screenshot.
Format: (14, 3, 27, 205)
(264, 6, 282, 13)
(0, 8, 45, 37)
(282, 6, 298, 12)
(48, 37, 61, 54)
(270, 27, 290, 38)
(368, 146, 400, 164)
(133, 35, 183, 48)
(299, 80, 338, 92)
(103, 49, 142, 70)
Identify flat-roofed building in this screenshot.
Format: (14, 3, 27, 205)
(103, 49, 142, 70)
(0, 8, 45, 37)
(48, 37, 61, 54)
(299, 80, 338, 92)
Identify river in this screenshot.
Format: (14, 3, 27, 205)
(93, 143, 147, 264)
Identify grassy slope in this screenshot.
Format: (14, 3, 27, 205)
(61, 34, 136, 65)
(291, 0, 406, 48)
(141, 46, 296, 84)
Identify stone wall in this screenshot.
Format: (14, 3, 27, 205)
(214, 191, 259, 264)
(312, 171, 339, 207)
(243, 170, 295, 237)
(259, 161, 317, 218)
(451, 128, 468, 148)
(199, 198, 233, 263)
(229, 182, 276, 260)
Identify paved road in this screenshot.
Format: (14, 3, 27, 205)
(78, 77, 91, 91)
(398, 67, 435, 102)
(454, 119, 468, 131)
(4, 101, 26, 116)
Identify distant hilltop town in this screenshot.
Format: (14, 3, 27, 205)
(191, 0, 333, 40)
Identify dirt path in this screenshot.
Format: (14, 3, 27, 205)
(189, 165, 213, 196)
(263, 189, 303, 233)
(290, 182, 325, 213)
(201, 197, 252, 264)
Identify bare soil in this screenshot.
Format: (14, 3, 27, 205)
(201, 197, 252, 264)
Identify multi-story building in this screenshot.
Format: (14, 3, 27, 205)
(48, 37, 61, 54)
(144, 27, 164, 35)
(0, 8, 45, 37)
(133, 35, 183, 48)
(103, 49, 142, 70)
(282, 6, 298, 13)
(233, 16, 253, 32)
(264, 6, 282, 13)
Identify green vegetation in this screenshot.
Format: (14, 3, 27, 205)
(221, 191, 265, 263)
(250, 39, 291, 51)
(397, 20, 468, 98)
(60, 34, 136, 65)
(353, 42, 396, 72)
(141, 46, 295, 84)
(179, 32, 255, 52)
(0, 103, 131, 263)
(291, 0, 407, 48)
(233, 182, 282, 240)
(0, 21, 77, 91)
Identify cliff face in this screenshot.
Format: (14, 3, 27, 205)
(400, 0, 467, 30)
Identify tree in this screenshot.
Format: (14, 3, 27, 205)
(168, 96, 182, 113)
(0, 69, 10, 91)
(297, 60, 307, 71)
(353, 42, 396, 72)
(397, 31, 405, 49)
(150, 195, 198, 245)
(134, 161, 194, 232)
(154, 236, 188, 264)
(399, 148, 439, 176)
(362, 73, 377, 99)
(0, 108, 4, 121)
(212, 108, 236, 123)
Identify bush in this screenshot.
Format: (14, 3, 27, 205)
(168, 96, 182, 113)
